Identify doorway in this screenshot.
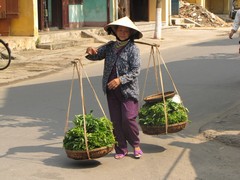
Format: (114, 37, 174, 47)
(50, 0, 62, 28)
(38, 0, 69, 31)
(130, 0, 149, 21)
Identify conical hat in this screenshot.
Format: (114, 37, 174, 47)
(104, 16, 143, 39)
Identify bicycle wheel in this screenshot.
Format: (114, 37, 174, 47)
(0, 39, 11, 70)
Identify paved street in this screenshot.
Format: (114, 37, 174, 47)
(0, 26, 234, 86)
(0, 26, 240, 180)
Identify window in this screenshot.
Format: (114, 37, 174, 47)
(0, 0, 19, 19)
(6, 0, 19, 18)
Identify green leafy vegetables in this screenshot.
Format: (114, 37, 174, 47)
(139, 98, 189, 126)
(63, 111, 115, 151)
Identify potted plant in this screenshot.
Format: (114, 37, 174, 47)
(63, 111, 116, 160)
(139, 95, 189, 135)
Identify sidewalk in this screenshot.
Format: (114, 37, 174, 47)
(0, 26, 239, 147)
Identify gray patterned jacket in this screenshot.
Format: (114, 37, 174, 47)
(86, 40, 141, 101)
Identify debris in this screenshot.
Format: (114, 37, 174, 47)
(174, 0, 231, 27)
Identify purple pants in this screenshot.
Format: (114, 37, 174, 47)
(107, 88, 140, 154)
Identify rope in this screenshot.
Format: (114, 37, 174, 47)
(64, 64, 76, 134)
(156, 47, 168, 134)
(141, 44, 182, 134)
(76, 59, 107, 117)
(156, 47, 179, 95)
(75, 61, 90, 159)
(153, 47, 160, 92)
(141, 46, 154, 101)
(64, 59, 108, 160)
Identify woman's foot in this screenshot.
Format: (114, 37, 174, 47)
(114, 152, 128, 159)
(134, 147, 143, 159)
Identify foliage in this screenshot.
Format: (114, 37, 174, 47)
(139, 98, 189, 126)
(63, 111, 115, 151)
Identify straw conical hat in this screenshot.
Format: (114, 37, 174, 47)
(104, 16, 143, 39)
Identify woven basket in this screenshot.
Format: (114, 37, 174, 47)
(65, 145, 114, 160)
(140, 121, 187, 135)
(144, 91, 175, 103)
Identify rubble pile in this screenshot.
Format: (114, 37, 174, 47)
(176, 0, 230, 27)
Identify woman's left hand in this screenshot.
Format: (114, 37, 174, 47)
(107, 78, 121, 90)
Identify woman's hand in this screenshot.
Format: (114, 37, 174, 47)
(86, 47, 98, 55)
(229, 29, 236, 39)
(107, 78, 121, 90)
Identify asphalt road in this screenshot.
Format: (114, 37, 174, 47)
(0, 27, 239, 180)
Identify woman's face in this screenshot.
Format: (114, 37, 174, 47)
(116, 26, 131, 41)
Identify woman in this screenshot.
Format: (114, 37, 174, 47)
(85, 17, 143, 159)
(229, 9, 240, 39)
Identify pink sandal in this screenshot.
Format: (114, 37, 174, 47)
(134, 148, 143, 159)
(114, 152, 128, 159)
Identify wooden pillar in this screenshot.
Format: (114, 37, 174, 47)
(38, 0, 44, 31)
(62, 0, 69, 29)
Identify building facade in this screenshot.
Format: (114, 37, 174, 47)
(38, 0, 117, 31)
(0, 0, 37, 36)
(1, 0, 231, 38)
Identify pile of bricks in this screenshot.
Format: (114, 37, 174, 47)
(174, 0, 230, 27)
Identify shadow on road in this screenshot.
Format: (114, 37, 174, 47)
(169, 140, 240, 180)
(1, 44, 240, 177)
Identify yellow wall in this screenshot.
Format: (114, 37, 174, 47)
(186, 0, 204, 6)
(205, 0, 210, 9)
(187, 0, 197, 3)
(148, 0, 168, 22)
(235, 0, 240, 8)
(205, 0, 229, 14)
(187, 0, 230, 14)
(149, 0, 156, 21)
(10, 0, 38, 36)
(162, 0, 166, 21)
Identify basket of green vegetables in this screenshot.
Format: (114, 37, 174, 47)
(63, 111, 115, 160)
(139, 96, 189, 135)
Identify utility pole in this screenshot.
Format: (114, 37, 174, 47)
(154, 0, 162, 39)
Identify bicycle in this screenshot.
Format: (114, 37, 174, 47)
(0, 37, 11, 70)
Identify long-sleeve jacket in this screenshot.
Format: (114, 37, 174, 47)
(86, 40, 141, 101)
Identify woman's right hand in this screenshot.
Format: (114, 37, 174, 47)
(229, 29, 236, 39)
(86, 47, 98, 55)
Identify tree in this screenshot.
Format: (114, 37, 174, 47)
(154, 0, 162, 39)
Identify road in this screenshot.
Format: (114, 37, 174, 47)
(0, 28, 240, 180)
